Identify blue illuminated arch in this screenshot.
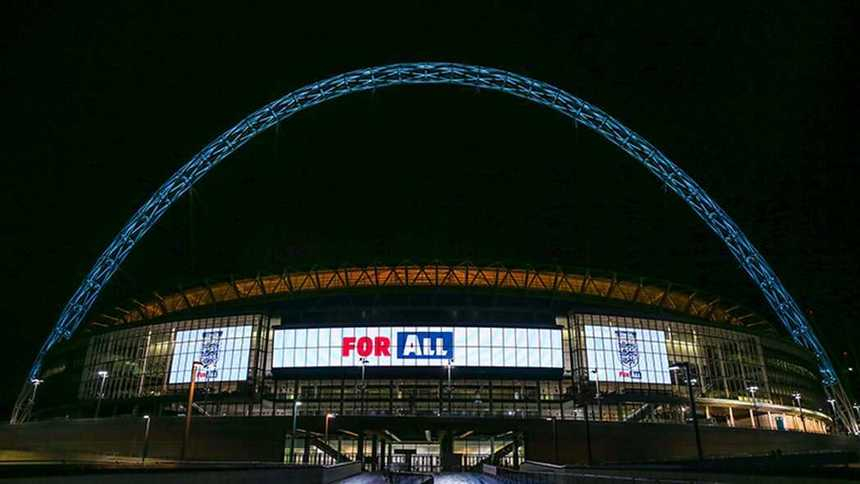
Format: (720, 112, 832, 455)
(15, 63, 857, 430)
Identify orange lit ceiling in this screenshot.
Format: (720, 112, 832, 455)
(92, 264, 772, 332)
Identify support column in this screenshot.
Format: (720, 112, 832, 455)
(371, 434, 378, 472)
(749, 408, 756, 429)
(512, 433, 521, 468)
(728, 406, 735, 427)
(440, 430, 455, 471)
(380, 438, 386, 470)
(302, 431, 310, 464)
(489, 436, 495, 464)
(357, 432, 365, 471)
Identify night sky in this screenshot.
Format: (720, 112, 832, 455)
(2, 2, 858, 418)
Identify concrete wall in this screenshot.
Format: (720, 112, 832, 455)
(0, 416, 287, 462)
(2, 415, 857, 466)
(523, 419, 860, 465)
(0, 462, 362, 484)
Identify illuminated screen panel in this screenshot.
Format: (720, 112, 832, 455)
(584, 325, 671, 384)
(272, 326, 563, 369)
(168, 325, 253, 383)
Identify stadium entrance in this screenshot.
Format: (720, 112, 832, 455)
(285, 418, 525, 473)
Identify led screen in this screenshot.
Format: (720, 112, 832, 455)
(584, 325, 671, 384)
(169, 325, 253, 383)
(273, 326, 563, 369)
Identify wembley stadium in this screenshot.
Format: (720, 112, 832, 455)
(5, 63, 858, 471)
(12, 263, 853, 468)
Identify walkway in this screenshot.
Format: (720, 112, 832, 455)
(336, 473, 503, 484)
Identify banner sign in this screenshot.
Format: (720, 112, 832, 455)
(169, 325, 252, 383)
(273, 325, 563, 369)
(584, 324, 671, 384)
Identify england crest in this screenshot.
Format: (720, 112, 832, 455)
(199, 330, 223, 380)
(615, 330, 642, 379)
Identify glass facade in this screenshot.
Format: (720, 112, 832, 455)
(79, 314, 266, 404)
(69, 311, 829, 433)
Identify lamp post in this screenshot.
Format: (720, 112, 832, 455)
(94, 370, 109, 418)
(325, 413, 335, 445)
(444, 359, 454, 414)
(792, 392, 806, 432)
(141, 415, 151, 463)
(359, 357, 369, 415)
(827, 398, 838, 433)
(289, 400, 302, 463)
(180, 361, 203, 461)
(579, 374, 594, 466)
(29, 378, 43, 406)
(670, 363, 703, 462)
(746, 385, 759, 429)
(590, 368, 601, 421)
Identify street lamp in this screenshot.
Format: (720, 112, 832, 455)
(746, 385, 759, 429)
(29, 378, 44, 406)
(792, 392, 806, 432)
(94, 370, 109, 418)
(359, 357, 369, 415)
(827, 398, 837, 433)
(180, 361, 203, 461)
(590, 368, 601, 420)
(669, 363, 703, 462)
(141, 415, 152, 463)
(325, 412, 335, 445)
(289, 400, 302, 463)
(443, 359, 454, 413)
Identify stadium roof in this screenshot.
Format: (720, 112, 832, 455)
(89, 264, 774, 333)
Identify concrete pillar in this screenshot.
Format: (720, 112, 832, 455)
(357, 432, 365, 471)
(512, 433, 520, 468)
(371, 434, 378, 471)
(380, 439, 386, 469)
(440, 430, 456, 471)
(728, 406, 735, 427)
(749, 408, 756, 428)
(302, 432, 310, 464)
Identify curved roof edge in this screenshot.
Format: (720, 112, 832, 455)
(89, 264, 775, 333)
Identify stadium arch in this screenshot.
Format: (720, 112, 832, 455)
(11, 63, 857, 432)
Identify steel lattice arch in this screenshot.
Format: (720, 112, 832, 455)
(12, 62, 858, 432)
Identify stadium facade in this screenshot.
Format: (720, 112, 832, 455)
(26, 264, 839, 468)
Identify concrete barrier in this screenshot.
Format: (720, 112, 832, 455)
(0, 462, 361, 484)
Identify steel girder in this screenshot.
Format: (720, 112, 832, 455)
(12, 63, 857, 432)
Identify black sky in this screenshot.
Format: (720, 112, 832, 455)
(1, 2, 858, 417)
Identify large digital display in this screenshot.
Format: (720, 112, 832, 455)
(169, 325, 253, 383)
(584, 325, 671, 384)
(272, 326, 563, 369)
